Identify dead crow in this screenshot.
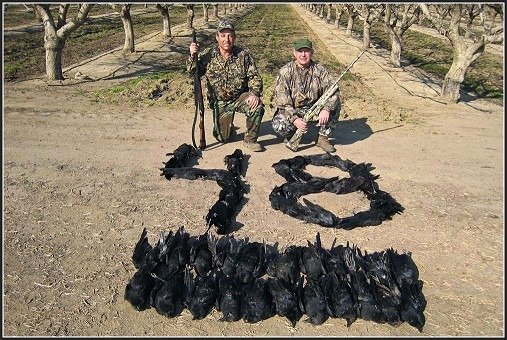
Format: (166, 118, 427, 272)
(322, 272, 357, 327)
(343, 244, 386, 324)
(322, 239, 348, 278)
(208, 233, 244, 277)
(269, 187, 337, 227)
(185, 268, 220, 320)
(124, 246, 160, 311)
(161, 143, 199, 179)
(266, 245, 302, 286)
(301, 276, 329, 325)
(272, 156, 312, 183)
(242, 278, 274, 323)
(386, 248, 420, 287)
(305, 153, 355, 170)
(223, 148, 244, 177)
(399, 280, 426, 332)
(267, 277, 303, 327)
(131, 227, 153, 270)
(235, 240, 266, 284)
(188, 233, 213, 277)
(150, 270, 186, 318)
(300, 233, 327, 280)
(217, 273, 243, 322)
(364, 251, 403, 327)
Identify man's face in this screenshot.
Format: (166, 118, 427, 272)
(216, 29, 236, 52)
(294, 48, 313, 68)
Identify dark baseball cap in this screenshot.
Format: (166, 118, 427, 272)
(293, 38, 313, 51)
(217, 18, 235, 32)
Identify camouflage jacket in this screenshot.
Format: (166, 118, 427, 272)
(186, 45, 263, 104)
(274, 60, 340, 122)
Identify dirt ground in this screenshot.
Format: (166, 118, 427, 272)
(3, 4, 504, 337)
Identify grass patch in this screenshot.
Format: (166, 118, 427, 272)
(4, 62, 24, 75)
(93, 70, 193, 108)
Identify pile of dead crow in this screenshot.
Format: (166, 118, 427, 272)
(270, 154, 405, 229)
(160, 144, 245, 234)
(125, 228, 426, 332)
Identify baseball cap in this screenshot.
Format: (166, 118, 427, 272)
(293, 38, 313, 51)
(217, 18, 235, 32)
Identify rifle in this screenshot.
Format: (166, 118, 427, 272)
(191, 30, 206, 150)
(286, 50, 365, 152)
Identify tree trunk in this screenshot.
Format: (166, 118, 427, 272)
(389, 32, 402, 66)
(36, 4, 93, 80)
(346, 16, 354, 36)
(213, 4, 219, 18)
(35, 7, 43, 22)
(326, 4, 332, 23)
(335, 9, 342, 28)
(160, 7, 171, 38)
(186, 5, 194, 29)
(441, 53, 475, 102)
(203, 4, 209, 22)
(45, 37, 65, 80)
(121, 5, 134, 53)
(363, 21, 371, 50)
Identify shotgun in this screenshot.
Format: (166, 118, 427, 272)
(286, 50, 365, 152)
(191, 30, 206, 150)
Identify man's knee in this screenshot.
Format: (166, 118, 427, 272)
(271, 109, 295, 137)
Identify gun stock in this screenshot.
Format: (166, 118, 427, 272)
(285, 50, 365, 152)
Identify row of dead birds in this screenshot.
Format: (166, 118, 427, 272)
(125, 227, 426, 332)
(270, 154, 405, 229)
(159, 144, 245, 234)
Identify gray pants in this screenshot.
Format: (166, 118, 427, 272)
(271, 108, 338, 139)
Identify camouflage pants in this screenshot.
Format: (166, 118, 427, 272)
(211, 92, 264, 143)
(271, 108, 339, 139)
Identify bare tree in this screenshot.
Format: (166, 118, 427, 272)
(212, 4, 219, 19)
(334, 4, 346, 29)
(186, 4, 195, 29)
(355, 4, 383, 50)
(156, 4, 173, 38)
(35, 4, 94, 80)
(345, 4, 358, 36)
(380, 4, 421, 67)
(325, 4, 332, 24)
(203, 4, 210, 22)
(311, 4, 319, 15)
(120, 4, 135, 53)
(420, 4, 503, 102)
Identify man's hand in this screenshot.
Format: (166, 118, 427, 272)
(189, 42, 199, 57)
(293, 117, 308, 132)
(318, 109, 330, 126)
(246, 94, 260, 110)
